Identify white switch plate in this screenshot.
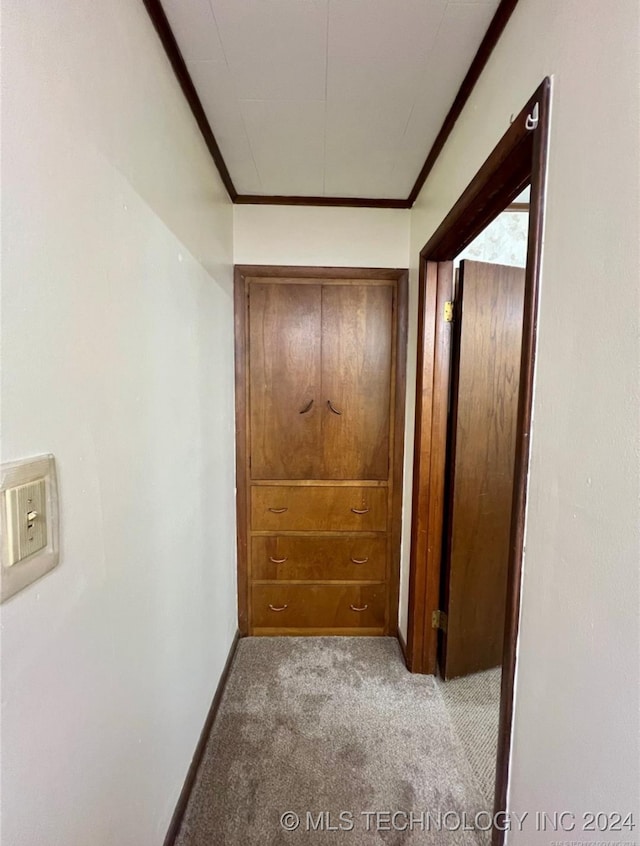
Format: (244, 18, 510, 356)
(1, 455, 59, 603)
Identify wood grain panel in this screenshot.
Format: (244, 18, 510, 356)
(320, 285, 393, 480)
(236, 266, 407, 642)
(406, 260, 453, 672)
(252, 627, 384, 636)
(251, 536, 387, 581)
(251, 486, 387, 532)
(443, 261, 525, 679)
(249, 283, 322, 479)
(242, 267, 406, 281)
(251, 584, 386, 629)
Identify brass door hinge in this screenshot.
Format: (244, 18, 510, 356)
(444, 301, 454, 322)
(432, 610, 448, 631)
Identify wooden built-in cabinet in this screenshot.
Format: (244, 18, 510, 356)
(235, 266, 408, 636)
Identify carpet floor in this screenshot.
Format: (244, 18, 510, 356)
(437, 668, 502, 805)
(175, 637, 491, 845)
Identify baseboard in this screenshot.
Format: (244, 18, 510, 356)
(397, 626, 409, 667)
(164, 629, 241, 846)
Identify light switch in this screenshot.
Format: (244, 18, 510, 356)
(6, 479, 48, 566)
(1, 455, 59, 602)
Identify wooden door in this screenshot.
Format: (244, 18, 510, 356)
(321, 284, 393, 480)
(441, 261, 525, 679)
(249, 283, 322, 479)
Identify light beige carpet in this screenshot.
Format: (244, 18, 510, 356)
(437, 668, 502, 805)
(176, 637, 491, 845)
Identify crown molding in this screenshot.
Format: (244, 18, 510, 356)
(407, 0, 520, 205)
(142, 0, 238, 200)
(234, 194, 411, 209)
(143, 0, 520, 209)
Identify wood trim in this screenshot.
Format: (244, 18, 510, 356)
(141, 0, 518, 209)
(141, 0, 237, 201)
(419, 98, 536, 262)
(493, 79, 551, 842)
(405, 260, 436, 671)
(405, 260, 453, 673)
(234, 269, 250, 634)
(163, 630, 241, 846)
(426, 261, 454, 670)
(250, 480, 389, 487)
(253, 580, 386, 586)
(235, 265, 407, 281)
(235, 195, 411, 209)
(404, 78, 551, 846)
(252, 627, 384, 637)
(388, 271, 409, 634)
(407, 0, 521, 205)
(250, 530, 386, 537)
(505, 202, 529, 212)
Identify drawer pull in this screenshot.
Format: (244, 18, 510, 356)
(327, 399, 342, 415)
(269, 556, 288, 564)
(351, 507, 370, 515)
(350, 557, 369, 565)
(299, 399, 314, 414)
(268, 604, 288, 612)
(268, 507, 288, 514)
(350, 604, 369, 612)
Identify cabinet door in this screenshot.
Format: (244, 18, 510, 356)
(249, 283, 322, 479)
(321, 284, 393, 480)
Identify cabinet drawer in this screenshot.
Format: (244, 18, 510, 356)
(252, 536, 386, 581)
(251, 584, 386, 629)
(251, 486, 387, 532)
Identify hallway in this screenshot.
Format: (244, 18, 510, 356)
(175, 638, 489, 845)
(3, 1, 639, 843)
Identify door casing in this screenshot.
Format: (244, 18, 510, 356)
(404, 78, 551, 844)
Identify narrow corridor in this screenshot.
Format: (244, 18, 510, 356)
(176, 638, 490, 845)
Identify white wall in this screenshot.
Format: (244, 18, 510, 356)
(234, 204, 410, 268)
(0, 2, 237, 845)
(406, 0, 640, 836)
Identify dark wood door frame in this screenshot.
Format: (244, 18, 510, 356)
(405, 78, 551, 842)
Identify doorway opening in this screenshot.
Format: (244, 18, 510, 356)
(405, 78, 551, 845)
(436, 196, 530, 806)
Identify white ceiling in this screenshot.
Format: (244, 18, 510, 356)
(160, 0, 500, 199)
